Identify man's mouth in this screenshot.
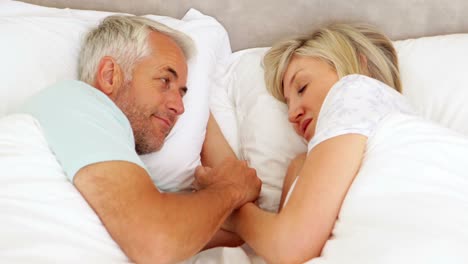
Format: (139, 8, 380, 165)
(152, 115, 172, 128)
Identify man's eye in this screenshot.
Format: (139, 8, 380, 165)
(160, 78, 169, 84)
(180, 87, 188, 97)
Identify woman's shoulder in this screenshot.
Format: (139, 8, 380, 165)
(332, 74, 398, 97)
(310, 74, 415, 151)
(324, 74, 414, 115)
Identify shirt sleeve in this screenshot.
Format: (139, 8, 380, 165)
(20, 80, 148, 182)
(308, 74, 414, 151)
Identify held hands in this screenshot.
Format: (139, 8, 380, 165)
(193, 157, 261, 209)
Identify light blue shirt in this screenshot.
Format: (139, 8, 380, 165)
(20, 80, 148, 182)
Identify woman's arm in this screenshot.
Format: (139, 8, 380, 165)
(200, 112, 245, 249)
(279, 153, 306, 211)
(201, 112, 237, 167)
(231, 134, 367, 263)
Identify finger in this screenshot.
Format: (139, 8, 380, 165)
(194, 165, 208, 178)
(191, 180, 201, 191)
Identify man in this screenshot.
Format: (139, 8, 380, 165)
(20, 15, 261, 263)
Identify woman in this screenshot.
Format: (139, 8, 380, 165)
(222, 23, 468, 263)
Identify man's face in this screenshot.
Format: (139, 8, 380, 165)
(114, 31, 188, 154)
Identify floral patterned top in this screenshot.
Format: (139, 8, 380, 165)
(307, 74, 415, 151)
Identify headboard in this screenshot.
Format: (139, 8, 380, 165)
(21, 0, 468, 51)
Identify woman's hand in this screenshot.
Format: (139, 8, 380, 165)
(221, 213, 236, 233)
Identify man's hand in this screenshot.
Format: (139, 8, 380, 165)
(75, 160, 258, 263)
(193, 157, 261, 209)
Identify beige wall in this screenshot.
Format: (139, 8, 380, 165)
(22, 0, 468, 51)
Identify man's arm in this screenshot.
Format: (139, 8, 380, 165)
(74, 158, 260, 264)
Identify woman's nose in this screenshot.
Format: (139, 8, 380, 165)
(288, 101, 303, 123)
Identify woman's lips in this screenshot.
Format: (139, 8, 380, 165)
(301, 118, 312, 136)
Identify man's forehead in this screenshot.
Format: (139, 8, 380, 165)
(146, 32, 188, 78)
(147, 31, 185, 57)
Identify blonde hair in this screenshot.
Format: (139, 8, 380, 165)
(78, 15, 195, 85)
(263, 23, 401, 102)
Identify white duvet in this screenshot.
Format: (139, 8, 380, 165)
(307, 113, 468, 263)
(0, 114, 264, 263)
(0, 114, 129, 263)
(3, 110, 468, 264)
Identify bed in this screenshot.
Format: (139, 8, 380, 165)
(1, 0, 468, 263)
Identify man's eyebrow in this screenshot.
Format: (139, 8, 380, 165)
(165, 67, 178, 79)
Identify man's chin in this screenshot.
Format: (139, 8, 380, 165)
(135, 140, 165, 155)
(153, 141, 165, 152)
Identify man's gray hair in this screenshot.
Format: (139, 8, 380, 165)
(78, 15, 195, 85)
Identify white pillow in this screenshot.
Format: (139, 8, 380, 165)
(0, 1, 232, 192)
(395, 34, 468, 136)
(140, 10, 232, 192)
(211, 33, 468, 213)
(211, 48, 308, 212)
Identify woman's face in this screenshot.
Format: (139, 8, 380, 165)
(283, 55, 339, 141)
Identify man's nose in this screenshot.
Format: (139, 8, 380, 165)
(167, 89, 185, 115)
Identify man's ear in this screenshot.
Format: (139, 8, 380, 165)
(94, 56, 123, 96)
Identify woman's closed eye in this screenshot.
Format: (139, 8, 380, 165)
(298, 84, 307, 95)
